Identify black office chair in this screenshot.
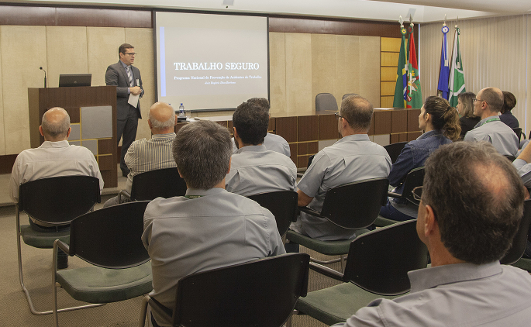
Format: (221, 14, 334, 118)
(247, 190, 298, 236)
(15, 175, 101, 315)
(140, 253, 310, 327)
(513, 128, 524, 142)
(294, 220, 429, 325)
(503, 200, 531, 265)
(52, 201, 152, 326)
(285, 178, 389, 268)
(384, 141, 408, 164)
(315, 93, 338, 112)
(119, 167, 187, 203)
(387, 167, 425, 206)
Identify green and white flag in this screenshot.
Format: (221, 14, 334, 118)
(448, 27, 465, 107)
(393, 26, 408, 108)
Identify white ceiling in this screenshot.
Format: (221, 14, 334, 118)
(4, 0, 531, 23)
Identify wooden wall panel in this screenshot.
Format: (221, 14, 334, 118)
(381, 67, 396, 81)
(381, 52, 399, 66)
(1, 26, 47, 154)
(298, 116, 319, 142)
(381, 37, 402, 52)
(359, 36, 381, 107)
(381, 96, 394, 108)
(336, 35, 360, 105)
(381, 82, 395, 96)
(269, 33, 287, 116)
(312, 34, 337, 108)
(285, 33, 313, 116)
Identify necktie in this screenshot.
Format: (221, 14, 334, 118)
(126, 66, 134, 87)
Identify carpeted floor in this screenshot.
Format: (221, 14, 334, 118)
(0, 169, 350, 327)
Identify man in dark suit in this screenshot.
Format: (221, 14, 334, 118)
(105, 43, 144, 176)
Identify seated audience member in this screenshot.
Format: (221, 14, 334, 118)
(456, 92, 480, 139)
(500, 91, 520, 129)
(513, 143, 531, 258)
(380, 96, 460, 221)
(290, 95, 391, 241)
(104, 102, 177, 207)
(464, 87, 519, 157)
(226, 100, 297, 196)
(142, 120, 285, 327)
(334, 141, 531, 327)
(232, 98, 291, 157)
(10, 107, 104, 268)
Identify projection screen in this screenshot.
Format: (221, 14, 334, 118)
(155, 11, 269, 111)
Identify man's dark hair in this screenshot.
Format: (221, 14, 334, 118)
(340, 95, 373, 131)
(423, 141, 524, 264)
(232, 101, 269, 145)
(246, 98, 270, 112)
(172, 120, 232, 189)
(119, 43, 134, 55)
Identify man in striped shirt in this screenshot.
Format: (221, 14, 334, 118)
(104, 102, 177, 207)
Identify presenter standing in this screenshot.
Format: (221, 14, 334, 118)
(105, 43, 144, 176)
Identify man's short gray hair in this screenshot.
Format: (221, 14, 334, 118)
(41, 107, 70, 139)
(172, 120, 232, 189)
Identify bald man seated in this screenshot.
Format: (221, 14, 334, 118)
(464, 87, 519, 157)
(334, 142, 531, 327)
(10, 107, 104, 268)
(104, 102, 177, 207)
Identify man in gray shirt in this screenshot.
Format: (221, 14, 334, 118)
(142, 120, 285, 327)
(232, 98, 291, 157)
(226, 100, 297, 196)
(464, 87, 519, 156)
(335, 141, 531, 327)
(291, 95, 391, 241)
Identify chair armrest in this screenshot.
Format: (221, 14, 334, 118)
(118, 190, 131, 204)
(148, 297, 173, 325)
(54, 239, 70, 255)
(387, 191, 401, 199)
(299, 206, 323, 218)
(309, 262, 345, 281)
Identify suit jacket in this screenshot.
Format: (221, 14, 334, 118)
(105, 61, 144, 120)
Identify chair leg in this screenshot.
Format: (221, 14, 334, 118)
(16, 212, 104, 316)
(139, 295, 150, 327)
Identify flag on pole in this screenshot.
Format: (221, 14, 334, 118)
(406, 24, 422, 108)
(437, 24, 450, 99)
(392, 26, 408, 108)
(448, 27, 466, 107)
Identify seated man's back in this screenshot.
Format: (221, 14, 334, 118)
(142, 120, 285, 327)
(227, 100, 296, 196)
(293, 95, 391, 241)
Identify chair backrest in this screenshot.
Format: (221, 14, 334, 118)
(513, 127, 523, 142)
(315, 93, 338, 112)
(343, 220, 428, 295)
(384, 141, 408, 164)
(500, 200, 531, 265)
(342, 93, 358, 100)
(172, 253, 310, 327)
(320, 178, 389, 229)
(130, 167, 187, 201)
(18, 175, 101, 225)
(69, 201, 150, 268)
(400, 167, 425, 205)
(247, 191, 298, 236)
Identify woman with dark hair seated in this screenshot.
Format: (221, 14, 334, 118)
(457, 92, 480, 139)
(379, 96, 461, 221)
(500, 91, 519, 129)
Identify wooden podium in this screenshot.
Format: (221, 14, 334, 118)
(28, 86, 118, 188)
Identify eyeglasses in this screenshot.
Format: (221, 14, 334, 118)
(124, 52, 136, 56)
(334, 112, 350, 124)
(411, 186, 423, 202)
(473, 98, 485, 103)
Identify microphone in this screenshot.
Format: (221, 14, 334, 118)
(39, 66, 47, 88)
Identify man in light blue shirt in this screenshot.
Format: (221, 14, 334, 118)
(464, 87, 518, 156)
(335, 142, 531, 327)
(226, 100, 296, 196)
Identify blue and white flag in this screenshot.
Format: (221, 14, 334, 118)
(437, 24, 450, 100)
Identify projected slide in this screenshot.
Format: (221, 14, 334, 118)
(155, 12, 269, 111)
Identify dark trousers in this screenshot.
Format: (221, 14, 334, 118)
(117, 109, 139, 175)
(29, 219, 69, 259)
